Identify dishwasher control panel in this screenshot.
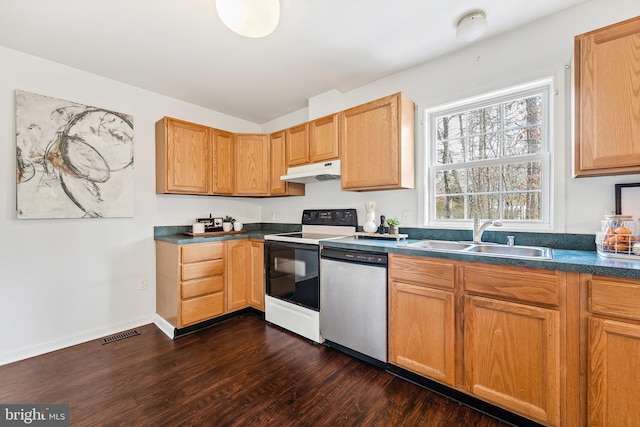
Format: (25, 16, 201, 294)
(320, 248, 387, 266)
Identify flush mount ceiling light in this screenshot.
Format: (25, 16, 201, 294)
(456, 11, 488, 42)
(215, 0, 280, 38)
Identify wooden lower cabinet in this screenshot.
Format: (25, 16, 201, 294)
(588, 317, 640, 426)
(156, 239, 265, 330)
(388, 256, 571, 426)
(389, 255, 456, 385)
(227, 239, 251, 311)
(464, 295, 560, 425)
(586, 275, 640, 426)
(389, 281, 455, 385)
(249, 240, 265, 311)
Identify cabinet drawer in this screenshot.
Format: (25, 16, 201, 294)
(181, 292, 224, 326)
(181, 243, 224, 263)
(389, 255, 455, 290)
(463, 264, 560, 306)
(182, 275, 225, 299)
(181, 259, 225, 281)
(590, 276, 640, 321)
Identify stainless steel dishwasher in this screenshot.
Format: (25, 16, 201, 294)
(320, 248, 388, 362)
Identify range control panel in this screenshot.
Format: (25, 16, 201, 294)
(301, 209, 358, 227)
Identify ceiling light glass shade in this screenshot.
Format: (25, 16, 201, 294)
(456, 11, 488, 42)
(216, 0, 280, 38)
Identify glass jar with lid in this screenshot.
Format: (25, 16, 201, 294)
(599, 211, 638, 255)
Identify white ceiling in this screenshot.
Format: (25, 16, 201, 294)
(0, 0, 588, 124)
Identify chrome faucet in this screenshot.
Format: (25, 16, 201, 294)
(473, 212, 502, 243)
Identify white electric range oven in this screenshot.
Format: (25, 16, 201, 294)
(263, 209, 357, 343)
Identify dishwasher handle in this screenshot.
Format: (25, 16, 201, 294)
(320, 248, 387, 266)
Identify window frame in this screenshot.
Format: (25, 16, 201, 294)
(425, 77, 554, 229)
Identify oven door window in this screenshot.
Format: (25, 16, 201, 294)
(266, 242, 319, 311)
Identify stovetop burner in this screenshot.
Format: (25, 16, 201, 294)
(264, 209, 358, 245)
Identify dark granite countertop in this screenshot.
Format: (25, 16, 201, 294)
(320, 237, 640, 279)
(154, 224, 640, 279)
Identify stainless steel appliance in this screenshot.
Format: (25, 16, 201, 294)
(320, 248, 388, 362)
(264, 209, 357, 343)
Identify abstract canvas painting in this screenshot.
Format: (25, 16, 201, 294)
(16, 90, 134, 219)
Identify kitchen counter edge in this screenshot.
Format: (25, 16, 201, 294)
(320, 237, 640, 279)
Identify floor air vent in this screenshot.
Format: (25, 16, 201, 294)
(101, 329, 140, 345)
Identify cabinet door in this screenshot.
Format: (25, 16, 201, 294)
(309, 114, 339, 162)
(249, 241, 265, 311)
(226, 240, 251, 311)
(156, 118, 210, 194)
(212, 129, 235, 194)
(235, 134, 269, 195)
(574, 16, 640, 176)
(340, 93, 414, 191)
(269, 131, 287, 195)
(286, 123, 309, 166)
(389, 280, 455, 385)
(464, 295, 560, 426)
(589, 317, 640, 426)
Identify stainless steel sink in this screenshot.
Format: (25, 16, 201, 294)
(400, 240, 553, 260)
(403, 240, 473, 251)
(466, 244, 553, 259)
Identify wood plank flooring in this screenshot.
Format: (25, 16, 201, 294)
(0, 314, 511, 426)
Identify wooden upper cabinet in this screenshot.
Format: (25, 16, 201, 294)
(286, 123, 309, 166)
(574, 16, 640, 177)
(156, 117, 211, 194)
(340, 92, 415, 191)
(309, 114, 339, 162)
(235, 134, 269, 196)
(269, 131, 305, 197)
(212, 129, 235, 195)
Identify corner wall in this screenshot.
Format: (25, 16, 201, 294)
(0, 46, 262, 365)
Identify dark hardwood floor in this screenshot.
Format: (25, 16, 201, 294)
(0, 314, 511, 426)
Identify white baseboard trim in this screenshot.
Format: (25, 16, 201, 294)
(0, 316, 155, 367)
(153, 314, 175, 339)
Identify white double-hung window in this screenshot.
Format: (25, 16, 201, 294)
(426, 78, 553, 228)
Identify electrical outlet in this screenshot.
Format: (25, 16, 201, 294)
(271, 211, 275, 221)
(402, 211, 411, 224)
(138, 278, 149, 290)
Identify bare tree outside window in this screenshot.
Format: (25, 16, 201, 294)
(429, 80, 551, 226)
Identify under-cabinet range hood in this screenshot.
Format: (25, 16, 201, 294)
(280, 160, 341, 184)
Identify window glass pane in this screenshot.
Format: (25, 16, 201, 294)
(467, 194, 499, 219)
(437, 114, 465, 140)
(504, 96, 542, 129)
(467, 106, 500, 135)
(504, 126, 541, 156)
(467, 166, 500, 193)
(436, 195, 464, 219)
(468, 133, 500, 161)
(503, 192, 541, 220)
(435, 170, 465, 194)
(435, 138, 465, 164)
(503, 162, 542, 191)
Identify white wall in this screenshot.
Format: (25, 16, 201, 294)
(261, 0, 640, 233)
(0, 46, 262, 365)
